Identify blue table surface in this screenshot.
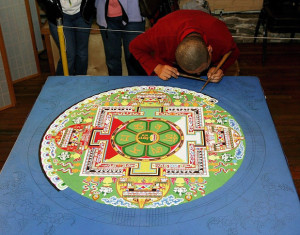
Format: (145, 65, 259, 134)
(0, 75, 300, 235)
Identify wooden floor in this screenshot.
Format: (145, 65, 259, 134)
(0, 43, 300, 196)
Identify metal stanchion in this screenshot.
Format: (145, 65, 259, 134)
(56, 18, 69, 76)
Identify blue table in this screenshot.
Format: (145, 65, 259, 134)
(1, 76, 299, 234)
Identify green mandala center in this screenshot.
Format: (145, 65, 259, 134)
(112, 118, 182, 160)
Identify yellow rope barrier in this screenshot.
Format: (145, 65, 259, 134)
(57, 18, 69, 76)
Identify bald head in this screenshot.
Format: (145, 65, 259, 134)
(175, 35, 209, 73)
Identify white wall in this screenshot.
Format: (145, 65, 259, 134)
(0, 0, 40, 81)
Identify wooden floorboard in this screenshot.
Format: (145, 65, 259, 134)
(0, 43, 300, 196)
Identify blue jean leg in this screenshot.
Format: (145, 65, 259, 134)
(100, 17, 123, 76)
(122, 21, 145, 75)
(49, 13, 91, 75)
(73, 17, 92, 75)
(49, 21, 64, 75)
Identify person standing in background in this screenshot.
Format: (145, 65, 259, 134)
(95, 0, 145, 76)
(40, 0, 95, 75)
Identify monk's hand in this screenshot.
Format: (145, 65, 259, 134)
(207, 67, 224, 83)
(154, 64, 179, 80)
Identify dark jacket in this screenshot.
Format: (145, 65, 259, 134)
(38, 0, 95, 25)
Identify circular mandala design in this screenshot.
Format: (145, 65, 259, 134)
(40, 86, 246, 209)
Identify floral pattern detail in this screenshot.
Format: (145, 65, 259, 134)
(112, 118, 183, 161)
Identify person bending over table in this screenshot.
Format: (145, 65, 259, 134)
(129, 10, 239, 82)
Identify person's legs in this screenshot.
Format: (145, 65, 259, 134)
(122, 21, 145, 75)
(100, 16, 123, 75)
(62, 13, 77, 75)
(74, 13, 92, 75)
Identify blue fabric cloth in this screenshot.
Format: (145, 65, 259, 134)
(1, 76, 300, 234)
(100, 16, 145, 75)
(95, 0, 143, 27)
(49, 12, 92, 75)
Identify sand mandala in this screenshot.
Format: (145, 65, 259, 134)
(40, 86, 245, 209)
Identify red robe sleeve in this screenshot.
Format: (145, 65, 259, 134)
(129, 29, 161, 76)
